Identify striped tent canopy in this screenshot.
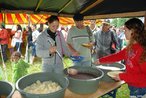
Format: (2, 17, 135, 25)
(0, 13, 75, 25)
(0, 13, 102, 25)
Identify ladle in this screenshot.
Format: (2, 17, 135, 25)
(48, 39, 78, 75)
(68, 62, 96, 76)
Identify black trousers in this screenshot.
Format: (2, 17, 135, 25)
(0, 44, 8, 62)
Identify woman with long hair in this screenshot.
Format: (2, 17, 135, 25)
(13, 24, 23, 53)
(94, 18, 146, 97)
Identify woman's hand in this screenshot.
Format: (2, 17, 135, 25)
(94, 59, 100, 65)
(49, 46, 57, 54)
(112, 74, 121, 81)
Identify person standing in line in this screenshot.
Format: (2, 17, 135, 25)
(90, 19, 100, 35)
(24, 26, 32, 63)
(30, 24, 40, 64)
(12, 24, 23, 53)
(36, 15, 71, 74)
(38, 23, 44, 33)
(117, 27, 126, 50)
(94, 18, 146, 98)
(0, 23, 9, 62)
(89, 19, 100, 62)
(67, 13, 94, 66)
(94, 21, 119, 59)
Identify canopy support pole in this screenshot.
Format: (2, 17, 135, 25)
(27, 14, 31, 26)
(58, 0, 73, 14)
(2, 13, 5, 24)
(144, 11, 146, 30)
(35, 0, 43, 11)
(80, 0, 104, 14)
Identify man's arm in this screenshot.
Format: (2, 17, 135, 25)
(67, 43, 79, 56)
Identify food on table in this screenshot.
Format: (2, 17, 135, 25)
(67, 68, 78, 75)
(107, 71, 123, 78)
(24, 80, 62, 94)
(69, 72, 97, 80)
(81, 43, 93, 47)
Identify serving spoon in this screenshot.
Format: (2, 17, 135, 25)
(48, 39, 78, 75)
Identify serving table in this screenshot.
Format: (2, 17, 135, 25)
(65, 81, 125, 98)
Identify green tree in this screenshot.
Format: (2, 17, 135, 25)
(111, 18, 129, 27)
(111, 18, 118, 27)
(117, 18, 129, 27)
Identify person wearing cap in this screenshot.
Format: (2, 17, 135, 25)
(67, 13, 94, 66)
(36, 15, 71, 74)
(90, 19, 100, 34)
(94, 20, 119, 59)
(0, 23, 9, 62)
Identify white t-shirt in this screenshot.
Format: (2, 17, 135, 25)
(32, 30, 40, 42)
(14, 30, 22, 43)
(67, 26, 93, 61)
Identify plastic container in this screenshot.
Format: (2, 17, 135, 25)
(64, 66, 104, 94)
(96, 62, 125, 82)
(70, 56, 84, 63)
(16, 72, 69, 98)
(0, 81, 15, 98)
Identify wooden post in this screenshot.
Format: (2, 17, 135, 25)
(27, 14, 31, 26)
(2, 13, 5, 24)
(144, 12, 146, 30)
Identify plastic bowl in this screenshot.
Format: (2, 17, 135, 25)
(16, 72, 69, 98)
(96, 62, 125, 82)
(70, 56, 84, 63)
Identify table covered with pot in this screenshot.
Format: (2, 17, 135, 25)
(63, 62, 125, 98)
(2, 59, 125, 98)
(64, 62, 125, 93)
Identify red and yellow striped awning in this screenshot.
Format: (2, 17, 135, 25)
(0, 13, 75, 25)
(0, 13, 102, 25)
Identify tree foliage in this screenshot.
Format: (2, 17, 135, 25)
(111, 18, 129, 27)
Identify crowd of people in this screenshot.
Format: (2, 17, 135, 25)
(0, 13, 146, 97)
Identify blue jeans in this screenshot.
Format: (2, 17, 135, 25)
(29, 42, 36, 56)
(128, 85, 146, 98)
(0, 44, 8, 62)
(15, 42, 22, 53)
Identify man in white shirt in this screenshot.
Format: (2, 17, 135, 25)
(30, 24, 40, 64)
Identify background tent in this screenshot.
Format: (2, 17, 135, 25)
(0, 13, 102, 25)
(0, 0, 146, 19)
(0, 13, 74, 25)
(0, 0, 146, 27)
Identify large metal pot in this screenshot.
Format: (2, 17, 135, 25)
(16, 72, 69, 98)
(64, 66, 104, 94)
(96, 62, 126, 82)
(0, 81, 15, 98)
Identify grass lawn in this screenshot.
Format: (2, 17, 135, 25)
(0, 56, 130, 98)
